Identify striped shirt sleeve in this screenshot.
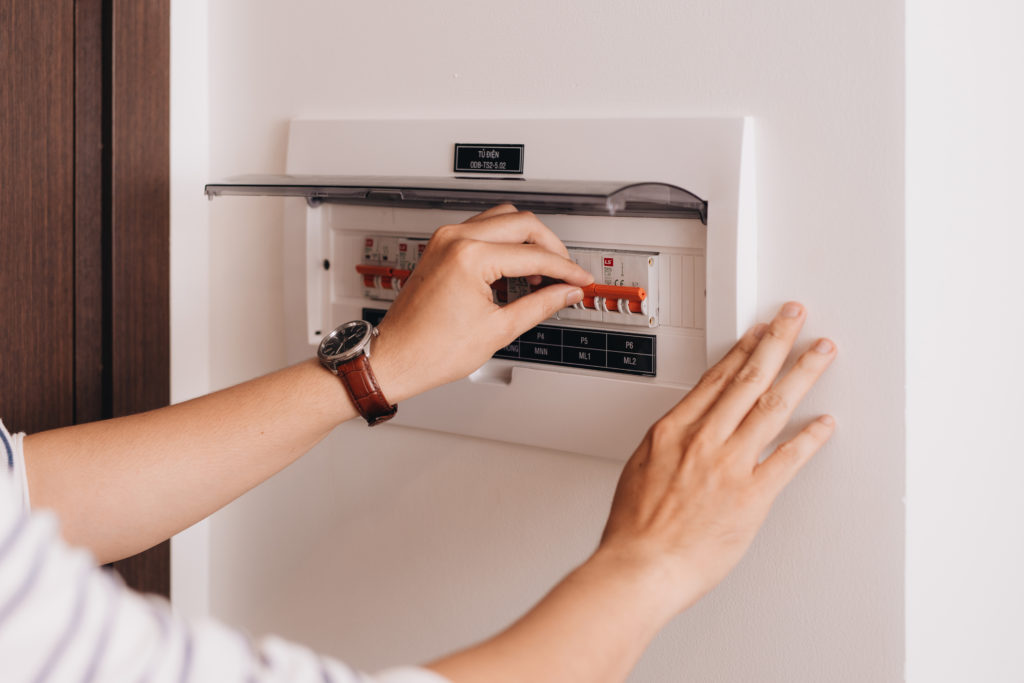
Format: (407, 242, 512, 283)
(0, 420, 451, 683)
(1, 420, 29, 511)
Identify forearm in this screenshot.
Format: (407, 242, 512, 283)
(23, 359, 359, 563)
(426, 550, 686, 683)
(20, 208, 592, 565)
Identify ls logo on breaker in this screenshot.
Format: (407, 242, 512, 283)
(604, 257, 614, 267)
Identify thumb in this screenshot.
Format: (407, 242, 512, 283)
(498, 284, 584, 333)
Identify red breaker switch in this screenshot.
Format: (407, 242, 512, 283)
(490, 278, 648, 315)
(356, 264, 413, 292)
(577, 284, 647, 315)
(560, 247, 659, 328)
(485, 249, 659, 328)
(360, 234, 429, 302)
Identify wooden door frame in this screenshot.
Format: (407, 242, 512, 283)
(77, 0, 171, 596)
(4, 0, 173, 599)
(104, 0, 171, 597)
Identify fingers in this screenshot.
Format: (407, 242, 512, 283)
(728, 338, 837, 457)
(754, 415, 836, 496)
(498, 283, 585, 337)
(453, 210, 571, 259)
(461, 203, 519, 223)
(703, 302, 807, 440)
(480, 242, 593, 286)
(659, 323, 767, 427)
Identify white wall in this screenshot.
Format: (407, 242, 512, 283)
(181, 1, 908, 681)
(169, 0, 211, 620)
(906, 1, 1024, 681)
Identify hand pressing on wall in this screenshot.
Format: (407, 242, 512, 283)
(372, 203, 593, 404)
(427, 302, 837, 683)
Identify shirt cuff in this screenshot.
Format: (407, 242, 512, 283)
(0, 419, 30, 511)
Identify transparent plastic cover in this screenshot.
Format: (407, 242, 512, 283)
(204, 175, 707, 223)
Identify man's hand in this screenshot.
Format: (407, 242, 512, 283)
(371, 204, 593, 403)
(595, 301, 837, 613)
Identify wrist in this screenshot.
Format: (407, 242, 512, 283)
(366, 324, 415, 405)
(583, 543, 705, 618)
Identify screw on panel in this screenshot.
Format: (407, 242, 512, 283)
(323, 259, 330, 270)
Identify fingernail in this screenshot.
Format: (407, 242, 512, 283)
(566, 287, 584, 306)
(781, 302, 802, 318)
(814, 338, 834, 354)
(752, 323, 768, 339)
(819, 415, 835, 427)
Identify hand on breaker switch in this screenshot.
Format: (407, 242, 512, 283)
(20, 203, 591, 563)
(370, 204, 594, 403)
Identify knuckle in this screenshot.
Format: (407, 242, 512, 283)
(776, 439, 800, 459)
(696, 365, 727, 390)
(432, 223, 459, 243)
(765, 324, 789, 341)
(734, 364, 764, 385)
(795, 352, 823, 372)
(737, 335, 760, 354)
(647, 419, 676, 447)
(686, 426, 717, 455)
(756, 390, 788, 414)
(448, 238, 480, 264)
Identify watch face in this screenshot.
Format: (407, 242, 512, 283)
(319, 320, 372, 362)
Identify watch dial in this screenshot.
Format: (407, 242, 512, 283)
(320, 334, 344, 357)
(338, 323, 367, 352)
(320, 321, 370, 360)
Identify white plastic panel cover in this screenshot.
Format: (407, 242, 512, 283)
(215, 118, 756, 460)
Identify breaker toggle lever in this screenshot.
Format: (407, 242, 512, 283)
(576, 284, 647, 315)
(356, 264, 412, 291)
(490, 279, 647, 315)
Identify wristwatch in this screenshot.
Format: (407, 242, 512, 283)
(317, 320, 397, 426)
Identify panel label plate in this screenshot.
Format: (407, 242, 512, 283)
(454, 143, 525, 174)
(362, 310, 656, 377)
(494, 324, 656, 376)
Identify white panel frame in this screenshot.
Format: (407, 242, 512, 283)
(282, 119, 756, 460)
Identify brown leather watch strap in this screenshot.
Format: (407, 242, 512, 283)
(336, 353, 397, 426)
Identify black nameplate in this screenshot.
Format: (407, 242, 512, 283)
(454, 143, 524, 174)
(494, 324, 656, 377)
(362, 310, 656, 377)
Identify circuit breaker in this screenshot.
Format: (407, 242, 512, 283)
(358, 236, 428, 300)
(356, 239, 666, 375)
(205, 118, 755, 460)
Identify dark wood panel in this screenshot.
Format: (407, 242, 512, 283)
(107, 0, 171, 598)
(74, 0, 106, 425)
(0, 1, 76, 434)
(112, 538, 171, 596)
(109, 0, 169, 419)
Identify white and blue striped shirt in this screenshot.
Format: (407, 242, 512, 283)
(0, 420, 450, 683)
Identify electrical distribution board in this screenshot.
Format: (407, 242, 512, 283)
(357, 236, 667, 376)
(205, 118, 755, 460)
